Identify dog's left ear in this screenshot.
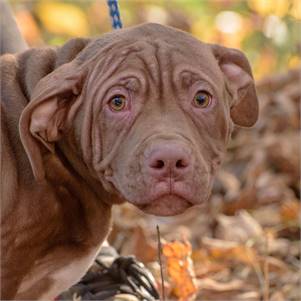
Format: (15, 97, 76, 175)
(20, 62, 87, 181)
(211, 44, 258, 127)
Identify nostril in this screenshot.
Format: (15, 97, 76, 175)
(176, 159, 188, 169)
(151, 159, 165, 169)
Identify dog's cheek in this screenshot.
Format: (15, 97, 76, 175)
(111, 152, 148, 204)
(193, 157, 211, 199)
(109, 151, 134, 199)
(123, 159, 145, 201)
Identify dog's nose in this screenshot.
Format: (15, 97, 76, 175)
(146, 144, 191, 179)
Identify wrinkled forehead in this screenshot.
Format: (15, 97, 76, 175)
(90, 39, 224, 94)
(122, 39, 221, 79)
(81, 24, 225, 94)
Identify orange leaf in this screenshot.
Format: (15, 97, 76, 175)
(162, 240, 198, 301)
(280, 200, 301, 223)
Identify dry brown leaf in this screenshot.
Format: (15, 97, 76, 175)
(216, 210, 263, 243)
(222, 187, 258, 214)
(251, 204, 281, 227)
(280, 200, 301, 223)
(270, 291, 285, 301)
(234, 291, 261, 300)
(197, 278, 244, 292)
(216, 170, 241, 199)
(132, 226, 157, 263)
(259, 256, 289, 273)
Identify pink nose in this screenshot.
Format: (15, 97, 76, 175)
(146, 144, 191, 179)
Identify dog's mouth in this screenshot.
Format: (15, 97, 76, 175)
(136, 194, 193, 216)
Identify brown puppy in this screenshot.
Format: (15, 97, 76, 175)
(0, 23, 258, 299)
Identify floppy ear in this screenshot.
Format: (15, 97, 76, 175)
(211, 44, 259, 127)
(19, 62, 87, 181)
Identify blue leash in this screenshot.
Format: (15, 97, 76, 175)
(107, 0, 123, 29)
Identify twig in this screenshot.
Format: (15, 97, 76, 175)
(250, 252, 265, 298)
(246, 240, 265, 298)
(157, 225, 165, 301)
(263, 233, 270, 301)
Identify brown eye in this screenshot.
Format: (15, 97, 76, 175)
(109, 95, 126, 111)
(193, 91, 212, 108)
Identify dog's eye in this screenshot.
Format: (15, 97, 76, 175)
(193, 91, 212, 108)
(109, 95, 126, 111)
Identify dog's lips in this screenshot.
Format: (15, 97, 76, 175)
(136, 194, 193, 216)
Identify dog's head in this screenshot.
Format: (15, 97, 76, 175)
(20, 23, 258, 216)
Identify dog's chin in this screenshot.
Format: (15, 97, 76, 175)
(136, 194, 193, 216)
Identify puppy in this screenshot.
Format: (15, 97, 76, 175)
(0, 23, 258, 299)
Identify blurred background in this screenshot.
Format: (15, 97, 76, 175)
(8, 1, 300, 300)
(9, 0, 301, 79)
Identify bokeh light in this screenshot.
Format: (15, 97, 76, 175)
(10, 0, 301, 79)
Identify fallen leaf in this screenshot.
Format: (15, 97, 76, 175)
(197, 278, 244, 292)
(202, 237, 258, 265)
(216, 210, 263, 244)
(162, 240, 197, 301)
(280, 200, 301, 223)
(259, 256, 289, 273)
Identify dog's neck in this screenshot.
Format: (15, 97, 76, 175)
(40, 149, 113, 242)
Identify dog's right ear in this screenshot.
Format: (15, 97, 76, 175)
(19, 62, 87, 181)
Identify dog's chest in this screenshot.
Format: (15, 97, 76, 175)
(16, 243, 103, 299)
